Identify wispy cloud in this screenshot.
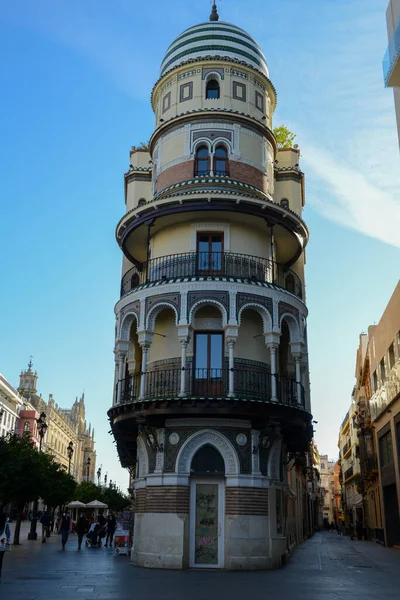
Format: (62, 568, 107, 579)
(301, 141, 400, 248)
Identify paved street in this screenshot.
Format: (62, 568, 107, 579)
(1, 526, 400, 600)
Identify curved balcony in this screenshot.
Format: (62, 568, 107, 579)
(117, 367, 305, 409)
(120, 251, 303, 299)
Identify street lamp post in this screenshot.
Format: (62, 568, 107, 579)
(97, 465, 102, 486)
(28, 412, 47, 540)
(67, 441, 74, 475)
(86, 457, 91, 482)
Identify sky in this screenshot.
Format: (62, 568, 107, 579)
(0, 0, 399, 487)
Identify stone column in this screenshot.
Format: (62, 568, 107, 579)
(179, 339, 189, 397)
(293, 353, 302, 405)
(139, 345, 149, 400)
(117, 352, 126, 404)
(227, 339, 236, 397)
(114, 340, 129, 405)
(265, 331, 280, 402)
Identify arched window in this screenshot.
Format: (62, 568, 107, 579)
(280, 198, 289, 209)
(214, 145, 228, 176)
(24, 421, 30, 432)
(191, 444, 225, 475)
(138, 198, 146, 207)
(206, 79, 220, 99)
(194, 146, 210, 176)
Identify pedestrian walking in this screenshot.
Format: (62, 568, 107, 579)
(76, 513, 88, 551)
(60, 512, 71, 550)
(40, 510, 51, 543)
(0, 513, 11, 582)
(105, 512, 117, 548)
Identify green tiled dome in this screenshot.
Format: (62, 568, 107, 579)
(160, 20, 269, 78)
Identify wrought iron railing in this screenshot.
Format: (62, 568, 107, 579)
(120, 252, 303, 299)
(344, 466, 353, 481)
(342, 440, 351, 457)
(115, 367, 305, 408)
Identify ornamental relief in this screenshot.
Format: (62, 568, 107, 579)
(236, 293, 273, 324)
(145, 293, 181, 327)
(187, 291, 229, 321)
(178, 430, 238, 475)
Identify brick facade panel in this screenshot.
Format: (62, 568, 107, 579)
(225, 487, 269, 516)
(136, 486, 190, 514)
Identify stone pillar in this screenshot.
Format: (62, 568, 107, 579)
(114, 340, 129, 405)
(293, 353, 302, 405)
(137, 331, 153, 400)
(265, 331, 280, 402)
(179, 339, 189, 397)
(139, 345, 149, 400)
(227, 339, 236, 397)
(117, 352, 126, 404)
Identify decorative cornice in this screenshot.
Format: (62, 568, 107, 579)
(151, 56, 277, 112)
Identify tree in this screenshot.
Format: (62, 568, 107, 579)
(74, 481, 102, 505)
(102, 487, 130, 512)
(0, 433, 50, 543)
(273, 125, 296, 149)
(41, 462, 76, 512)
(131, 140, 150, 152)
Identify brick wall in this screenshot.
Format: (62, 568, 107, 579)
(135, 486, 190, 514)
(156, 162, 194, 192)
(225, 487, 269, 515)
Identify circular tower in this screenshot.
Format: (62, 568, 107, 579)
(109, 5, 312, 570)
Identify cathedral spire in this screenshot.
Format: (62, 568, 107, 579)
(209, 2, 219, 21)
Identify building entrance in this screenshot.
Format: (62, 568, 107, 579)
(189, 444, 225, 568)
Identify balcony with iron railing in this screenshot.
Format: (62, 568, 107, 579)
(342, 440, 351, 458)
(120, 251, 303, 299)
(344, 466, 353, 481)
(118, 366, 305, 409)
(383, 16, 400, 86)
(370, 357, 400, 421)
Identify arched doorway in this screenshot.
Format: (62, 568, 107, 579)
(189, 444, 225, 568)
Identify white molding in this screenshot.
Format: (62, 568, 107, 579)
(190, 222, 231, 251)
(225, 474, 271, 488)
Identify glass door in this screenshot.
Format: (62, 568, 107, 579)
(197, 233, 223, 275)
(194, 332, 224, 396)
(189, 479, 224, 568)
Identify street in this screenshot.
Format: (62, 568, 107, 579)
(1, 526, 400, 600)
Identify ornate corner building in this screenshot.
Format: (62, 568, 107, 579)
(108, 5, 313, 569)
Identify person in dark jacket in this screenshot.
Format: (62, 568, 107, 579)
(0, 513, 11, 581)
(40, 510, 51, 543)
(60, 512, 71, 550)
(105, 512, 117, 548)
(76, 513, 88, 551)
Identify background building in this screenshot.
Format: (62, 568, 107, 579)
(319, 454, 335, 527)
(18, 361, 96, 481)
(384, 0, 400, 145)
(367, 281, 400, 546)
(338, 400, 362, 535)
(0, 374, 23, 438)
(109, 5, 313, 570)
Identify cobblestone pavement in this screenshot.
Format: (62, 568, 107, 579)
(1, 526, 400, 600)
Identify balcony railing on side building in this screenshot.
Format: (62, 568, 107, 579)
(342, 440, 351, 457)
(116, 366, 305, 408)
(120, 252, 303, 299)
(370, 357, 400, 421)
(383, 17, 400, 86)
(344, 466, 353, 481)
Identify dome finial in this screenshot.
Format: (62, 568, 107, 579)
(210, 2, 219, 21)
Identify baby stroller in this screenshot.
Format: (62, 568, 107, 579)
(85, 522, 106, 548)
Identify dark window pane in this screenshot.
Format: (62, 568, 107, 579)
(191, 445, 225, 475)
(210, 334, 223, 371)
(215, 147, 227, 158)
(197, 147, 209, 158)
(206, 80, 220, 99)
(195, 335, 208, 374)
(215, 159, 226, 173)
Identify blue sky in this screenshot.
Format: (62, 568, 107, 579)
(0, 0, 399, 487)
